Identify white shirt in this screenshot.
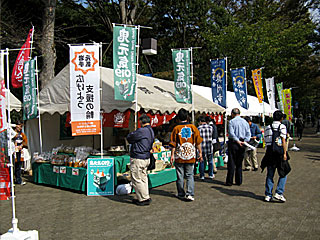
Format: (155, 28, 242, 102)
(264, 121, 287, 146)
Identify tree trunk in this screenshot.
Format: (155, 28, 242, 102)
(40, 0, 56, 89)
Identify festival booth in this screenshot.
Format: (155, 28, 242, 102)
(193, 85, 274, 116)
(27, 65, 225, 193)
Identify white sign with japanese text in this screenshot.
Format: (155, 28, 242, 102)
(70, 44, 101, 136)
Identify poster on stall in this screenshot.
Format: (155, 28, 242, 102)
(87, 158, 114, 196)
(70, 44, 101, 136)
(113, 26, 137, 101)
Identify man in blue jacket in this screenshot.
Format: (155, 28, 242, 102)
(127, 114, 154, 206)
(243, 116, 262, 171)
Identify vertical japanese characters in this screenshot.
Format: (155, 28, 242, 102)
(172, 49, 192, 104)
(231, 67, 248, 109)
(252, 69, 264, 103)
(265, 77, 276, 111)
(113, 26, 137, 101)
(70, 45, 100, 136)
(211, 59, 226, 108)
(22, 59, 38, 120)
(282, 89, 292, 121)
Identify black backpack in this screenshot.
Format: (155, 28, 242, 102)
(271, 125, 284, 155)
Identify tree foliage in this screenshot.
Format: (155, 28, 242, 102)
(0, 0, 319, 114)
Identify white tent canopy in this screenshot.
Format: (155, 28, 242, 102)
(193, 85, 274, 116)
(5, 92, 22, 111)
(39, 65, 225, 115)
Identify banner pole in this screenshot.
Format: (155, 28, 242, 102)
(134, 26, 141, 130)
(35, 56, 43, 153)
(224, 57, 228, 148)
(5, 48, 19, 232)
(190, 48, 195, 123)
(99, 43, 104, 156)
(29, 26, 35, 60)
(261, 69, 266, 133)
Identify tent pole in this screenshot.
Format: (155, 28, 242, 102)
(5, 48, 19, 232)
(134, 26, 141, 130)
(35, 56, 43, 153)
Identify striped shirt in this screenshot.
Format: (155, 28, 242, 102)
(198, 124, 214, 155)
(264, 121, 287, 146)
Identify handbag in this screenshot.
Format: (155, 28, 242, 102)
(147, 152, 156, 170)
(147, 127, 156, 170)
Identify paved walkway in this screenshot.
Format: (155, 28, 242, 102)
(1, 127, 319, 239)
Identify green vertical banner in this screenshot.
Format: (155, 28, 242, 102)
(172, 49, 192, 104)
(276, 82, 284, 111)
(113, 26, 137, 101)
(22, 59, 38, 120)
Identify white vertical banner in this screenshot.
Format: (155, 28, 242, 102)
(70, 44, 101, 136)
(265, 77, 276, 110)
(0, 51, 7, 133)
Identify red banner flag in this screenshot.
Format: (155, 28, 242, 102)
(11, 28, 33, 88)
(0, 152, 11, 200)
(103, 110, 131, 128)
(138, 112, 176, 128)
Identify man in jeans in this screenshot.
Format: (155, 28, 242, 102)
(198, 115, 216, 180)
(127, 114, 154, 206)
(170, 108, 203, 201)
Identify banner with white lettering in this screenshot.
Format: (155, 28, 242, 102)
(231, 67, 248, 109)
(11, 28, 33, 88)
(276, 83, 284, 111)
(22, 59, 38, 120)
(172, 49, 192, 104)
(70, 44, 101, 136)
(265, 77, 276, 110)
(211, 59, 226, 108)
(113, 26, 137, 101)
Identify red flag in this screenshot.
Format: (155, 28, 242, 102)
(11, 28, 33, 88)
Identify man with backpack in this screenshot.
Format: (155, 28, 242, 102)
(262, 110, 289, 202)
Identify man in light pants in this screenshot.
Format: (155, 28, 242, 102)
(127, 114, 154, 206)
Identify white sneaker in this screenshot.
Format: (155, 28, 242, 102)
(20, 182, 26, 186)
(274, 193, 286, 202)
(208, 175, 215, 179)
(264, 196, 272, 202)
(200, 176, 205, 180)
(186, 195, 195, 201)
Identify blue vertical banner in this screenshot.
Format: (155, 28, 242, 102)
(87, 158, 114, 196)
(231, 67, 248, 109)
(211, 59, 226, 108)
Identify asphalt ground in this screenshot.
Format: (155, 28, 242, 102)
(1, 126, 319, 240)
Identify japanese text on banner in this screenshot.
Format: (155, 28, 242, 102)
(23, 59, 38, 120)
(231, 68, 248, 109)
(70, 45, 101, 136)
(113, 26, 137, 101)
(252, 69, 264, 103)
(172, 49, 192, 104)
(211, 59, 226, 108)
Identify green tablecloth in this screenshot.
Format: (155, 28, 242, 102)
(32, 155, 177, 192)
(32, 163, 87, 191)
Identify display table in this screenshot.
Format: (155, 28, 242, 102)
(32, 154, 177, 193)
(32, 163, 87, 191)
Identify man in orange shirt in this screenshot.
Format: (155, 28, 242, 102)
(170, 108, 203, 201)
